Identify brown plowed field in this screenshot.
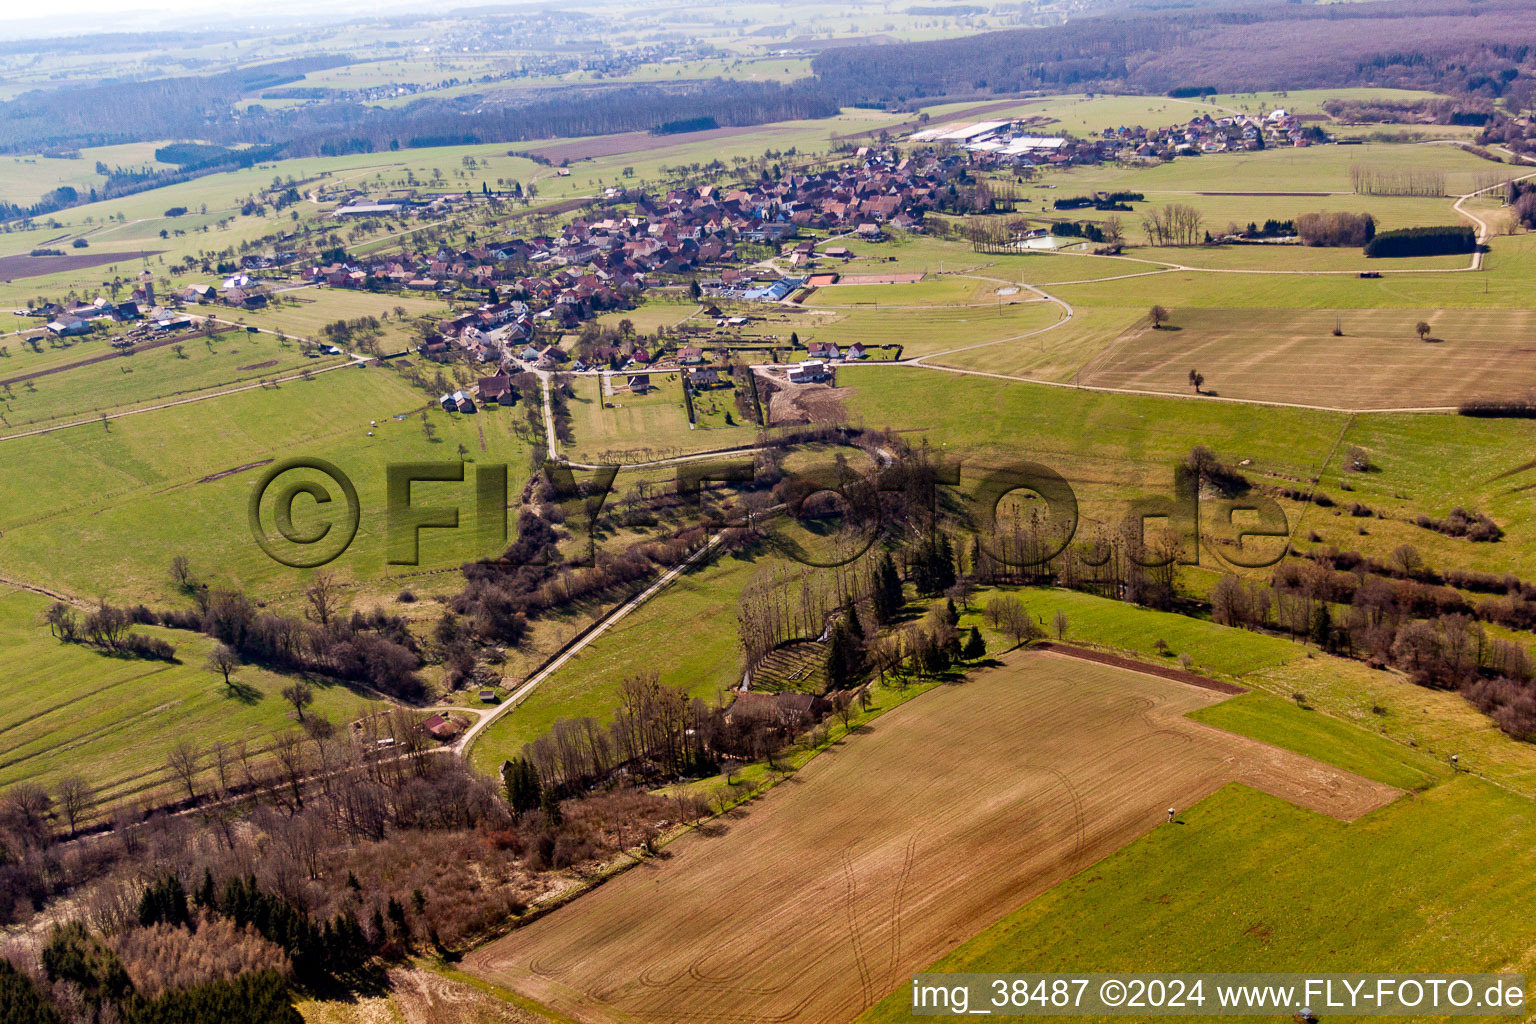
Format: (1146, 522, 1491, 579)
(465, 652, 1399, 1024)
(1077, 307, 1536, 409)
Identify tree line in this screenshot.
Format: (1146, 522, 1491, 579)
(1363, 225, 1477, 258)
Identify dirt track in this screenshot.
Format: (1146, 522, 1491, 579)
(465, 651, 1398, 1024)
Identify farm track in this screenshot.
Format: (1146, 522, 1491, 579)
(465, 651, 1399, 1024)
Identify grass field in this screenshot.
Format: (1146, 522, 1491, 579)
(837, 365, 1348, 519)
(1077, 306, 1536, 409)
(1284, 411, 1536, 580)
(1, 329, 338, 430)
(859, 773, 1536, 1021)
(237, 289, 455, 348)
(0, 367, 532, 604)
(965, 586, 1301, 681)
(466, 551, 759, 774)
(749, 296, 1064, 359)
(466, 651, 1395, 1023)
(565, 371, 753, 462)
(0, 586, 387, 807)
(924, 304, 1143, 381)
(959, 584, 1536, 797)
(808, 276, 999, 307)
(1190, 690, 1443, 792)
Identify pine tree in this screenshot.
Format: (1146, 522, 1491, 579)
(1310, 605, 1333, 651)
(944, 597, 959, 626)
(502, 757, 542, 815)
(194, 867, 217, 911)
(541, 787, 564, 826)
(873, 552, 903, 623)
(935, 533, 957, 592)
(963, 626, 986, 662)
(826, 620, 851, 690)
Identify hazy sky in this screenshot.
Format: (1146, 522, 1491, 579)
(0, 0, 432, 32)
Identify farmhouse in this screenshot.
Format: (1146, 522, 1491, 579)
(420, 713, 460, 740)
(46, 316, 89, 337)
(476, 373, 517, 405)
(789, 360, 829, 383)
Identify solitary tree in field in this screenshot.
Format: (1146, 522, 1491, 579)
(1149, 305, 1169, 329)
(282, 681, 315, 721)
(1415, 320, 1432, 341)
(1051, 609, 1070, 641)
(206, 645, 239, 689)
(1188, 368, 1205, 394)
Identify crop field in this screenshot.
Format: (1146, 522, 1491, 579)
(923, 304, 1143, 380)
(1076, 306, 1536, 409)
(0, 587, 387, 806)
(466, 652, 1396, 1024)
(956, 586, 1536, 794)
(1040, 141, 1506, 198)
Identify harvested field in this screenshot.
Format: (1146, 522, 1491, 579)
(831, 272, 926, 285)
(1078, 307, 1536, 410)
(525, 125, 772, 164)
(465, 652, 1398, 1024)
(0, 249, 162, 281)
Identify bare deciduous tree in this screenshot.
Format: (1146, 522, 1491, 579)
(304, 572, 344, 627)
(167, 742, 201, 802)
(206, 644, 239, 689)
(56, 775, 94, 836)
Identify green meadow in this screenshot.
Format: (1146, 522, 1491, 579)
(0, 367, 533, 605)
(0, 586, 387, 807)
(859, 776, 1536, 1023)
(467, 550, 760, 774)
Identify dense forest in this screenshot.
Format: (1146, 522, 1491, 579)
(0, 73, 836, 158)
(812, 0, 1536, 100)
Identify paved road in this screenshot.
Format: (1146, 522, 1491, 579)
(454, 529, 727, 758)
